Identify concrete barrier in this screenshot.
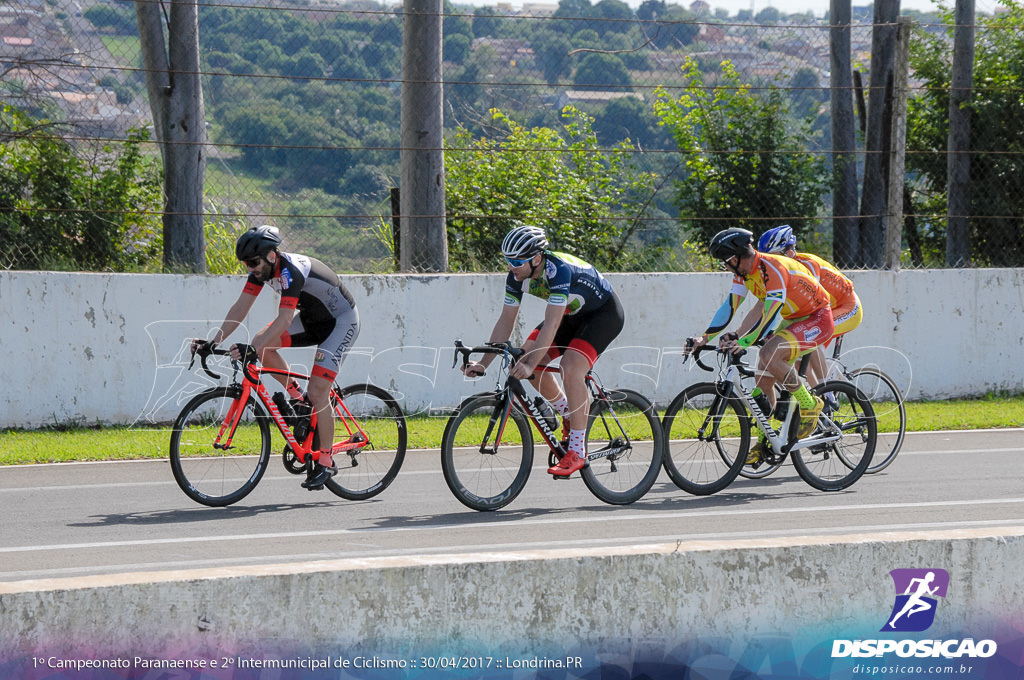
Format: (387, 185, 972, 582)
(1, 527, 1021, 675)
(2, 269, 1023, 429)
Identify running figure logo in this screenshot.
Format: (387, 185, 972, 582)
(881, 568, 950, 632)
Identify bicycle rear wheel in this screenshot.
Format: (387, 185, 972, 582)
(169, 387, 272, 507)
(792, 380, 876, 491)
(324, 383, 408, 501)
(846, 368, 906, 473)
(440, 394, 533, 511)
(580, 389, 664, 505)
(661, 382, 750, 495)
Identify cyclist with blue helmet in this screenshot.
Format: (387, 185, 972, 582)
(757, 225, 863, 386)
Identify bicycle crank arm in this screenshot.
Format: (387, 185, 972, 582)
(786, 432, 842, 453)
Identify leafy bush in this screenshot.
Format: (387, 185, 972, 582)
(445, 106, 668, 272)
(0, 106, 163, 271)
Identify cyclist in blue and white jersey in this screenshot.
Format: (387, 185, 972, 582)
(461, 225, 625, 477)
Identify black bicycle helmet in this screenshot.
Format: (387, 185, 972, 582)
(708, 228, 754, 261)
(501, 225, 549, 260)
(235, 225, 282, 261)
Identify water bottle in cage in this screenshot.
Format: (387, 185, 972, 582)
(534, 396, 558, 432)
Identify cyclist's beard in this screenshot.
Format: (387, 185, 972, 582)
(253, 261, 273, 282)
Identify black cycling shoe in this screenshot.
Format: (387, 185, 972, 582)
(301, 461, 338, 490)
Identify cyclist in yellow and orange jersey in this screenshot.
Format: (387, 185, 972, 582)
(685, 228, 835, 463)
(757, 224, 863, 387)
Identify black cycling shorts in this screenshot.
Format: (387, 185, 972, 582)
(527, 291, 625, 367)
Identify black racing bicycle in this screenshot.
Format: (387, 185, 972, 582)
(440, 340, 665, 511)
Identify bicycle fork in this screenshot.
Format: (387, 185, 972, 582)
(476, 393, 516, 455)
(213, 385, 248, 450)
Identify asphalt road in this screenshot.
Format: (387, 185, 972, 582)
(1, 429, 1021, 583)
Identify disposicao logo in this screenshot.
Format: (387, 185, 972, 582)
(831, 568, 997, 660)
(881, 568, 949, 632)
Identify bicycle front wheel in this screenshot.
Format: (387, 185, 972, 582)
(580, 389, 664, 505)
(324, 383, 408, 501)
(847, 368, 906, 473)
(792, 380, 876, 491)
(440, 394, 533, 511)
(661, 382, 750, 495)
(169, 387, 272, 507)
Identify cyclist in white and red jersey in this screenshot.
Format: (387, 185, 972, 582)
(194, 225, 360, 490)
(461, 225, 625, 477)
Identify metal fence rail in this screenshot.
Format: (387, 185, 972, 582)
(1, 0, 1020, 272)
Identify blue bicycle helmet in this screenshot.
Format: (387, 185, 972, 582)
(757, 225, 797, 254)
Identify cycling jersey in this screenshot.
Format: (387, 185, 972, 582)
(503, 251, 614, 315)
(242, 252, 359, 380)
(244, 252, 356, 325)
(706, 251, 831, 348)
(791, 251, 862, 337)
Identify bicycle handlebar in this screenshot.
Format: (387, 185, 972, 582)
(686, 344, 756, 378)
(452, 339, 525, 370)
(188, 342, 258, 380)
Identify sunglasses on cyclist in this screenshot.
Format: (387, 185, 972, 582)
(505, 255, 534, 268)
(243, 257, 263, 269)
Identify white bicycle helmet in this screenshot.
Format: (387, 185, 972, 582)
(501, 225, 549, 260)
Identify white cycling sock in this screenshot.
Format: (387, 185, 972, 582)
(568, 429, 586, 456)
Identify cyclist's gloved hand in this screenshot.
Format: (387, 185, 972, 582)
(462, 361, 486, 378)
(230, 343, 259, 364)
(683, 336, 705, 355)
(191, 339, 216, 357)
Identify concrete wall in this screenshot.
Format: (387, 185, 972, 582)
(1, 528, 1020, 667)
(1, 269, 1022, 429)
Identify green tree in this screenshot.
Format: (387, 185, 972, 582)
(648, 5, 700, 49)
(592, 0, 634, 36)
(906, 1, 1024, 266)
(653, 58, 828, 249)
(573, 53, 632, 91)
(0, 106, 163, 271)
(445, 107, 664, 272)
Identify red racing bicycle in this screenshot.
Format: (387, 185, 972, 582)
(169, 345, 406, 506)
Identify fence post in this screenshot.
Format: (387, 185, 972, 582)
(400, 0, 448, 273)
(858, 0, 900, 269)
(884, 17, 911, 271)
(946, 0, 975, 267)
(830, 0, 860, 269)
(391, 187, 401, 271)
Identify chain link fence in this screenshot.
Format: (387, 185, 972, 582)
(1, 0, 1021, 272)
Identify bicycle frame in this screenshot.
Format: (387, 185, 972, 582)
(695, 348, 843, 458)
(205, 354, 371, 462)
(454, 341, 631, 464)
